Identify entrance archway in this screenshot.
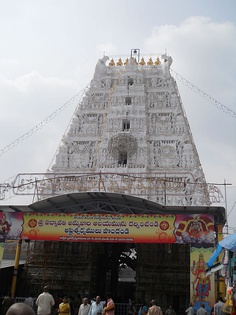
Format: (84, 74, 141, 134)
(0, 192, 226, 313)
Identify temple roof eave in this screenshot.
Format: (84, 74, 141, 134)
(0, 192, 226, 225)
(25, 192, 226, 225)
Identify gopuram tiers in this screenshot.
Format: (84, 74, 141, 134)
(40, 53, 210, 207)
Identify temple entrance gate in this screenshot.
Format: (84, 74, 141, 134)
(0, 192, 226, 315)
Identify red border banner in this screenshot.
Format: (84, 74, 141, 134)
(0, 212, 214, 244)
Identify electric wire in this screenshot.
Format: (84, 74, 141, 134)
(227, 200, 236, 218)
(171, 69, 236, 119)
(0, 87, 87, 158)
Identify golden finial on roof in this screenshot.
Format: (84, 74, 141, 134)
(109, 59, 115, 66)
(124, 58, 129, 65)
(134, 58, 138, 65)
(147, 57, 153, 65)
(116, 58, 123, 66)
(155, 57, 161, 65)
(139, 57, 146, 65)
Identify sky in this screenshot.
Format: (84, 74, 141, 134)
(0, 0, 236, 232)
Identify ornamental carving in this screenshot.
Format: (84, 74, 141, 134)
(108, 134, 138, 158)
(72, 141, 89, 153)
(159, 145, 175, 156)
(84, 114, 98, 123)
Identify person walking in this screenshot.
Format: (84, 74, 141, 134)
(185, 303, 194, 315)
(214, 298, 224, 315)
(88, 296, 103, 315)
(58, 297, 70, 315)
(147, 300, 163, 315)
(138, 302, 148, 315)
(165, 305, 176, 315)
(36, 285, 55, 315)
(196, 304, 208, 315)
(103, 293, 115, 315)
(78, 298, 90, 315)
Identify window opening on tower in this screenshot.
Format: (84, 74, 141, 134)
(125, 97, 132, 105)
(122, 120, 130, 131)
(118, 152, 127, 165)
(128, 77, 134, 86)
(127, 76, 133, 98)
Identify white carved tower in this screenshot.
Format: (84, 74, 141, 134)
(41, 50, 210, 207)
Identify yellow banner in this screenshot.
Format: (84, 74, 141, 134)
(20, 213, 214, 244)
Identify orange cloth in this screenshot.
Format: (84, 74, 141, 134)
(104, 299, 115, 315)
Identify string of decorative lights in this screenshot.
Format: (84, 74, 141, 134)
(0, 85, 89, 158)
(7, 172, 228, 191)
(171, 69, 236, 119)
(0, 171, 226, 204)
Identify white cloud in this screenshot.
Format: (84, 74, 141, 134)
(12, 71, 78, 94)
(148, 17, 236, 91)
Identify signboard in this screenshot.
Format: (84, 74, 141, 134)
(0, 212, 214, 244)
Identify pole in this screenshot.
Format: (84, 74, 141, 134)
(11, 238, 22, 297)
(224, 179, 229, 235)
(164, 174, 167, 205)
(217, 225, 225, 298)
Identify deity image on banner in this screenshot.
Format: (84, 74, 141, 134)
(0, 213, 23, 241)
(0, 213, 11, 242)
(191, 252, 210, 300)
(190, 247, 215, 314)
(175, 215, 214, 245)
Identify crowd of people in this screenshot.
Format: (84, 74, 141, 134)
(0, 287, 115, 315)
(0, 288, 227, 315)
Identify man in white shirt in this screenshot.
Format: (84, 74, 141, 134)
(78, 298, 90, 315)
(214, 298, 224, 315)
(36, 285, 55, 315)
(185, 303, 194, 315)
(196, 304, 208, 315)
(88, 296, 103, 315)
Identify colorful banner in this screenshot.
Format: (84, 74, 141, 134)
(0, 213, 9, 267)
(0, 212, 23, 242)
(190, 246, 215, 313)
(0, 212, 215, 244)
(0, 242, 5, 268)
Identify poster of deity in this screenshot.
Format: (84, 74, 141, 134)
(190, 246, 215, 314)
